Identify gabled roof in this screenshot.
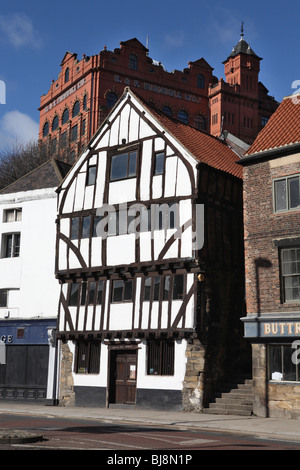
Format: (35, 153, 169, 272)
(0, 159, 72, 195)
(244, 94, 300, 157)
(119, 38, 148, 52)
(142, 98, 243, 179)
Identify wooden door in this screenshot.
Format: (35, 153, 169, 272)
(110, 350, 137, 405)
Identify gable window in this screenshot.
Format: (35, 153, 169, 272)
(274, 175, 300, 212)
(281, 248, 300, 302)
(147, 340, 174, 375)
(110, 151, 137, 181)
(87, 165, 97, 185)
(129, 54, 138, 71)
(112, 279, 133, 303)
(65, 67, 69, 83)
(75, 340, 100, 374)
(3, 233, 20, 258)
(154, 151, 165, 175)
(197, 74, 205, 89)
(4, 208, 22, 222)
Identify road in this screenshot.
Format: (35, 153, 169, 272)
(0, 413, 299, 452)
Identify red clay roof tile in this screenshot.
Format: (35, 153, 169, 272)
(246, 94, 300, 155)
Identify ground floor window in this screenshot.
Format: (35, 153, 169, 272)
(75, 340, 101, 374)
(269, 344, 300, 382)
(147, 339, 174, 376)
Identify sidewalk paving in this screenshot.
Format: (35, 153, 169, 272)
(0, 402, 299, 444)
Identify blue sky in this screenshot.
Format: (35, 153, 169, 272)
(0, 0, 298, 151)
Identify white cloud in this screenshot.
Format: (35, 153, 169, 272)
(164, 31, 185, 49)
(0, 12, 42, 49)
(0, 110, 39, 151)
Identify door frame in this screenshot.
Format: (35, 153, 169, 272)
(107, 344, 139, 406)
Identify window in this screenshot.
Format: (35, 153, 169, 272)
(0, 290, 7, 308)
(194, 115, 206, 131)
(129, 54, 138, 71)
(173, 274, 185, 300)
(269, 344, 300, 382)
(75, 340, 100, 374)
(3, 233, 20, 258)
(83, 94, 87, 110)
(4, 208, 22, 222)
(177, 110, 188, 124)
(43, 122, 49, 137)
(281, 248, 300, 302)
(52, 115, 59, 132)
(112, 280, 133, 303)
(110, 151, 137, 181)
(60, 131, 67, 149)
(82, 216, 91, 239)
(156, 202, 178, 230)
(106, 92, 118, 108)
(71, 124, 78, 142)
(69, 280, 104, 307)
(82, 119, 86, 135)
(274, 175, 300, 212)
(143, 275, 185, 302)
(162, 106, 172, 116)
(197, 74, 205, 89)
(147, 340, 174, 375)
(65, 67, 69, 83)
(72, 100, 80, 118)
(70, 217, 80, 240)
(62, 108, 69, 125)
(262, 116, 269, 126)
(87, 165, 97, 185)
(154, 152, 165, 175)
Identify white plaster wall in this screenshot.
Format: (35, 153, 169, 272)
(0, 188, 59, 320)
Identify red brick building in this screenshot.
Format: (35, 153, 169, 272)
(209, 25, 278, 144)
(39, 30, 278, 162)
(240, 94, 300, 419)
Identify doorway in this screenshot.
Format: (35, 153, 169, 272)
(109, 349, 137, 405)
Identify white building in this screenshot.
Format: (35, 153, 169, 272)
(56, 88, 245, 410)
(0, 159, 70, 402)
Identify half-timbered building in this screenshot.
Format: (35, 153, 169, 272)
(55, 88, 246, 410)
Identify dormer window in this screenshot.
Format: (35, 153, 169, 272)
(129, 54, 138, 71)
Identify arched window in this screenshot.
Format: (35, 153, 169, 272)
(65, 67, 69, 83)
(129, 54, 138, 71)
(162, 106, 172, 117)
(52, 115, 59, 132)
(197, 74, 205, 89)
(72, 100, 80, 118)
(177, 110, 188, 124)
(194, 115, 206, 131)
(83, 94, 87, 110)
(62, 108, 69, 125)
(43, 121, 49, 137)
(106, 92, 118, 108)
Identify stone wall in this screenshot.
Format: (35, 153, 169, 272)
(182, 338, 205, 412)
(59, 342, 75, 406)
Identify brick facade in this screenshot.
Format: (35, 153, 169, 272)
(39, 34, 278, 163)
(241, 95, 300, 419)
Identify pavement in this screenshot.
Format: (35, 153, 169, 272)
(0, 403, 299, 444)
